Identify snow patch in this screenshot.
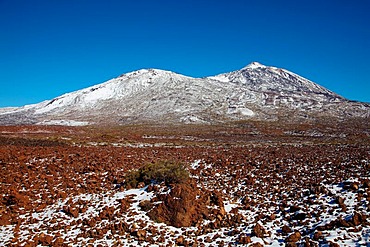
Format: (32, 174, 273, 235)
(36, 120, 90, 126)
(181, 115, 208, 123)
(208, 75, 230, 83)
(227, 107, 254, 116)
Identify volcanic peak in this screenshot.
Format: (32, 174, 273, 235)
(243, 61, 267, 69)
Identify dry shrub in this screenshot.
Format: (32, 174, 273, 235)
(125, 160, 189, 188)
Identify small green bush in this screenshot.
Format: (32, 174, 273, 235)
(125, 160, 189, 188)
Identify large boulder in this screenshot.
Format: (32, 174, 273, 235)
(147, 180, 225, 227)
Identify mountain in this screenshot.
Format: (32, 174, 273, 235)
(0, 62, 369, 125)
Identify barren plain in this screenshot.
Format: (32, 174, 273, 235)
(0, 119, 369, 246)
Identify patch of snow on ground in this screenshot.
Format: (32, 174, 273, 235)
(37, 120, 90, 126)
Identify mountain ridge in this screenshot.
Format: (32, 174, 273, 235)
(0, 62, 369, 126)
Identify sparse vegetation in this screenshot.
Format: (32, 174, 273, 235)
(125, 160, 190, 188)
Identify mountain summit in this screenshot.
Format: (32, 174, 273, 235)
(0, 63, 369, 125)
(243, 61, 266, 69)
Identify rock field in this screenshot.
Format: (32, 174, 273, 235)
(0, 121, 369, 246)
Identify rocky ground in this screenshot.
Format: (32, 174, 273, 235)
(0, 120, 369, 246)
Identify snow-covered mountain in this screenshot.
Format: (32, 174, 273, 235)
(0, 62, 369, 125)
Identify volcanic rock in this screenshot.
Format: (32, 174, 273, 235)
(147, 181, 208, 227)
(282, 225, 292, 234)
(238, 234, 252, 244)
(286, 231, 301, 243)
(252, 223, 266, 238)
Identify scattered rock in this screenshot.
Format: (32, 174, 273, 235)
(139, 200, 152, 212)
(286, 231, 301, 243)
(303, 237, 317, 247)
(63, 206, 79, 218)
(336, 196, 345, 205)
(37, 233, 53, 246)
(238, 233, 251, 244)
(252, 223, 266, 238)
(282, 225, 292, 234)
(328, 241, 340, 247)
(286, 243, 297, 247)
(352, 212, 366, 226)
(175, 235, 185, 246)
(136, 229, 147, 241)
(350, 182, 359, 191)
(313, 231, 323, 241)
(268, 213, 276, 220)
(292, 212, 306, 221)
(290, 205, 301, 213)
(0, 125, 369, 246)
(362, 180, 370, 188)
(249, 242, 263, 247)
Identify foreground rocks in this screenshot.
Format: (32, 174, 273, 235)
(0, 124, 369, 246)
(147, 180, 219, 227)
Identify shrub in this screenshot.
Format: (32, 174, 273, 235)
(125, 160, 189, 188)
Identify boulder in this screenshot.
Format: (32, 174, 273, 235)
(238, 234, 251, 244)
(147, 180, 215, 227)
(286, 231, 301, 243)
(252, 223, 266, 238)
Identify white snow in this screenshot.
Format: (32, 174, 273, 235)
(227, 107, 254, 116)
(243, 61, 267, 69)
(223, 201, 238, 213)
(36, 120, 90, 126)
(238, 108, 255, 116)
(208, 74, 230, 83)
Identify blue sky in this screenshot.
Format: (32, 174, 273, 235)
(1, 0, 369, 107)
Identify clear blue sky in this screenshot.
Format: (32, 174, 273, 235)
(1, 0, 369, 107)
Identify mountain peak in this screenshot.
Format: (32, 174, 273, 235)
(0, 62, 369, 126)
(119, 68, 169, 77)
(243, 62, 267, 69)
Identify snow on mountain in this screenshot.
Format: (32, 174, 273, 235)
(35, 69, 178, 114)
(0, 63, 369, 125)
(243, 61, 267, 69)
(210, 62, 338, 96)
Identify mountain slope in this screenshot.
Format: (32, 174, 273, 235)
(0, 62, 369, 125)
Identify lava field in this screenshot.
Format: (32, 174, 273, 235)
(0, 121, 369, 246)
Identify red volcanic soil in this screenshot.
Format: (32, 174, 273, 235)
(0, 122, 369, 246)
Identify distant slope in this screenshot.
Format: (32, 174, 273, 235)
(0, 62, 369, 125)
